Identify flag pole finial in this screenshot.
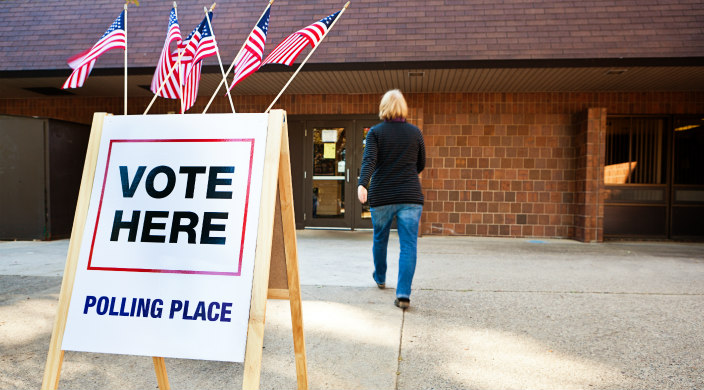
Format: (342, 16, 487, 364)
(209, 3, 217, 11)
(344, 1, 350, 9)
(173, 1, 177, 8)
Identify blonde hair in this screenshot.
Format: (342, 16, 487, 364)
(378, 89, 408, 121)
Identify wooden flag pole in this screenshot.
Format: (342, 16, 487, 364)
(124, 3, 128, 115)
(202, 0, 275, 114)
(180, 74, 185, 114)
(204, 4, 236, 113)
(265, 1, 350, 113)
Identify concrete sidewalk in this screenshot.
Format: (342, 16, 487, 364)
(1, 231, 703, 389)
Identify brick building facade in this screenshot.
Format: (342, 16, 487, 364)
(1, 1, 703, 241)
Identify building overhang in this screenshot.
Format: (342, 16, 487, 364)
(2, 58, 703, 99)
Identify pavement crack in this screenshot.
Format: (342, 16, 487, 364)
(394, 309, 405, 390)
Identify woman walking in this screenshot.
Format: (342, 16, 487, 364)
(357, 89, 425, 309)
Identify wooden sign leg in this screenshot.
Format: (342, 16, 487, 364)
(152, 357, 170, 390)
(242, 110, 285, 390)
(278, 121, 309, 390)
(42, 113, 107, 390)
(41, 350, 64, 390)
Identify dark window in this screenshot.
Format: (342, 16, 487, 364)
(605, 118, 666, 184)
(673, 119, 704, 185)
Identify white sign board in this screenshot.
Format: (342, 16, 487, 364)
(61, 113, 268, 362)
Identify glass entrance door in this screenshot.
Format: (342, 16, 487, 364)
(310, 124, 350, 227)
(303, 118, 377, 229)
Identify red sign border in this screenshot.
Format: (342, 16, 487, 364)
(86, 138, 256, 276)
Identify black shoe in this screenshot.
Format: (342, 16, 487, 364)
(394, 298, 410, 309)
(373, 272, 385, 289)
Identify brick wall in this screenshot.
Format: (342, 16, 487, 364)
(1, 91, 703, 240)
(418, 92, 703, 240)
(420, 93, 577, 238)
(573, 108, 606, 242)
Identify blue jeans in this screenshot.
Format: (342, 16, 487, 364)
(370, 203, 423, 299)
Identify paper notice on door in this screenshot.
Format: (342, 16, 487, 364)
(324, 143, 336, 159)
(322, 129, 338, 143)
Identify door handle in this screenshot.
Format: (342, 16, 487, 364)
(346, 169, 349, 183)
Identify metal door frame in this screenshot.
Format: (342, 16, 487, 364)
(289, 115, 377, 230)
(306, 119, 354, 228)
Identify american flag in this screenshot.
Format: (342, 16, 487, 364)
(227, 7, 270, 92)
(182, 12, 217, 67)
(150, 8, 181, 99)
(62, 11, 126, 89)
(262, 10, 340, 66)
(179, 12, 217, 112)
(180, 61, 202, 113)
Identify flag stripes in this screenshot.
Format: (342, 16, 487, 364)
(62, 11, 126, 89)
(262, 34, 308, 66)
(178, 12, 216, 113)
(191, 36, 218, 65)
(298, 22, 328, 47)
(231, 50, 259, 87)
(262, 11, 339, 67)
(181, 61, 202, 112)
(229, 7, 270, 91)
(151, 8, 181, 99)
(181, 13, 217, 66)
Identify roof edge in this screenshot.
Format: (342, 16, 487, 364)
(2, 57, 704, 78)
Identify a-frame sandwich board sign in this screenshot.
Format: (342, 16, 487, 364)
(41, 110, 307, 390)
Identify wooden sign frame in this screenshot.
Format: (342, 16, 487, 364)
(42, 110, 307, 390)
